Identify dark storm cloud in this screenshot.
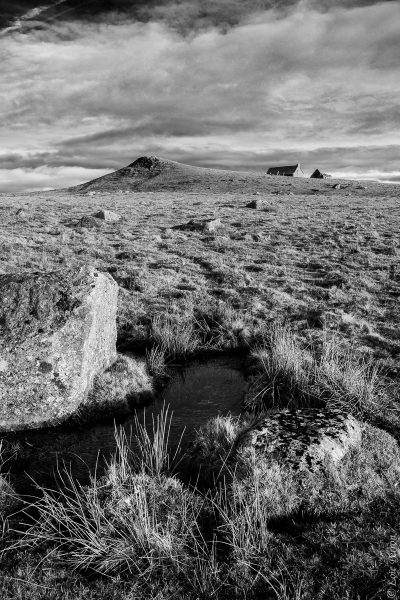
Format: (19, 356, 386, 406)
(1, 0, 396, 33)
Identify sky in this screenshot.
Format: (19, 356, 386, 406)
(0, 0, 399, 192)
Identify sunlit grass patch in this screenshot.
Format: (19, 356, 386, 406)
(246, 323, 391, 421)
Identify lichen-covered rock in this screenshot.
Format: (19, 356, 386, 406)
(236, 407, 363, 471)
(0, 267, 118, 431)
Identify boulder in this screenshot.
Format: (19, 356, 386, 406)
(236, 407, 363, 471)
(0, 267, 118, 431)
(93, 209, 121, 222)
(204, 218, 222, 233)
(174, 218, 222, 233)
(77, 215, 103, 229)
(246, 199, 263, 209)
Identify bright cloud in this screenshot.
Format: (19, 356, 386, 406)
(0, 0, 399, 190)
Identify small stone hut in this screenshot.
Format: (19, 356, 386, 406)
(311, 169, 331, 179)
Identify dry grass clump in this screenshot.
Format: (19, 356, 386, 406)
(148, 301, 261, 361)
(24, 469, 205, 577)
(246, 323, 389, 420)
(80, 354, 154, 421)
(18, 409, 211, 580)
(150, 312, 200, 357)
(0, 442, 18, 546)
(145, 344, 167, 378)
(194, 303, 255, 349)
(187, 415, 245, 487)
(4, 411, 400, 599)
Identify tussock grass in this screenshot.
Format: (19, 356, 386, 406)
(17, 408, 210, 579)
(77, 354, 154, 422)
(150, 312, 200, 357)
(145, 344, 167, 378)
(187, 415, 246, 487)
(3, 411, 400, 599)
(0, 442, 17, 519)
(247, 323, 389, 420)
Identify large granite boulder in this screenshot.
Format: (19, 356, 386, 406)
(236, 407, 363, 471)
(0, 267, 118, 431)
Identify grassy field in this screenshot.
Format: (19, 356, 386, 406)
(0, 166, 399, 598)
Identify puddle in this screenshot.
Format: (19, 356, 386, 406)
(8, 354, 246, 493)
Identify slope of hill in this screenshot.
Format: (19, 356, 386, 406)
(70, 155, 397, 197)
(71, 155, 246, 193)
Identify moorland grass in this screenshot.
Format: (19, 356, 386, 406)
(2, 179, 400, 597)
(246, 323, 393, 425)
(1, 409, 399, 599)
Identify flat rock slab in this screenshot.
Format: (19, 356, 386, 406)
(236, 407, 363, 470)
(0, 267, 118, 431)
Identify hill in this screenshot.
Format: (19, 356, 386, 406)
(70, 155, 397, 197)
(71, 155, 251, 193)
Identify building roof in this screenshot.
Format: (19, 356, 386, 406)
(311, 169, 331, 178)
(267, 164, 302, 175)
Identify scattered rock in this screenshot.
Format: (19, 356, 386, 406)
(116, 250, 136, 260)
(162, 228, 174, 238)
(0, 266, 118, 431)
(252, 233, 263, 242)
(333, 184, 341, 190)
(77, 215, 103, 229)
(204, 218, 222, 233)
(174, 218, 222, 233)
(93, 209, 121, 222)
(253, 191, 260, 195)
(236, 408, 363, 471)
(246, 199, 264, 209)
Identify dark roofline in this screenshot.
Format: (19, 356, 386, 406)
(267, 164, 302, 174)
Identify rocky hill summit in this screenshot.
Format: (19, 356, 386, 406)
(72, 155, 223, 194)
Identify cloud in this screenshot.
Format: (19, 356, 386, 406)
(1, 1, 394, 33)
(0, 166, 112, 193)
(0, 0, 399, 190)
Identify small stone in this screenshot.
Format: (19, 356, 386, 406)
(204, 218, 222, 233)
(247, 199, 260, 209)
(77, 216, 103, 229)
